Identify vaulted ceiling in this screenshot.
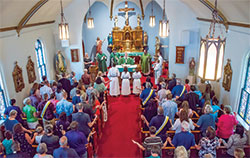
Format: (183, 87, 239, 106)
(0, 0, 249, 29)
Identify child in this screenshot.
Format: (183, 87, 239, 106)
(153, 60, 161, 85)
(234, 148, 245, 158)
(121, 66, 131, 96)
(2, 130, 13, 155)
(185, 79, 191, 92)
(132, 67, 141, 95)
(35, 126, 44, 144)
(148, 146, 160, 158)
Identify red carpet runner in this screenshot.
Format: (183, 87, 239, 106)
(97, 95, 141, 157)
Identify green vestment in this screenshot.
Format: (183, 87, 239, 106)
(118, 57, 134, 65)
(97, 53, 107, 73)
(141, 53, 151, 74)
(110, 52, 120, 67)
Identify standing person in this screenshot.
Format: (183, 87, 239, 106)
(185, 79, 191, 92)
(216, 105, 238, 142)
(53, 136, 79, 158)
(40, 81, 53, 99)
(22, 97, 38, 129)
(97, 51, 107, 74)
(69, 71, 77, 86)
(110, 48, 120, 67)
(168, 73, 177, 91)
(141, 49, 151, 75)
(2, 130, 13, 155)
(4, 99, 23, 125)
(121, 66, 131, 96)
(160, 93, 178, 124)
(34, 143, 53, 158)
(172, 79, 187, 101)
(84, 53, 92, 72)
(158, 53, 163, 76)
(58, 73, 72, 99)
(29, 88, 40, 109)
(140, 82, 156, 107)
(197, 126, 221, 158)
(154, 60, 161, 85)
(56, 92, 74, 122)
(132, 67, 142, 95)
(107, 63, 120, 97)
(41, 124, 59, 155)
(172, 110, 195, 133)
(81, 69, 91, 89)
(183, 85, 199, 111)
(4, 110, 19, 132)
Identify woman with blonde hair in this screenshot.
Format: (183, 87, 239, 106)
(178, 101, 193, 118)
(172, 110, 195, 133)
(174, 146, 188, 158)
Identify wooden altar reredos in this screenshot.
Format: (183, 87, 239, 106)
(112, 25, 143, 52)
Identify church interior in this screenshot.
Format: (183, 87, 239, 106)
(0, 0, 250, 157)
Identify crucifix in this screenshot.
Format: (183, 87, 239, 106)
(118, 1, 135, 26)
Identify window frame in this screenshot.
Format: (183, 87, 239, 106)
(238, 56, 250, 125)
(35, 39, 47, 81)
(0, 72, 7, 119)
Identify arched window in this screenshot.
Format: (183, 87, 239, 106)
(0, 73, 7, 119)
(238, 56, 250, 125)
(35, 39, 47, 81)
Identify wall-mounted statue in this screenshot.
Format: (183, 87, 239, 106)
(55, 50, 67, 76)
(107, 33, 113, 47)
(26, 56, 36, 84)
(137, 14, 141, 27)
(12, 61, 25, 92)
(143, 32, 148, 47)
(189, 57, 196, 76)
(223, 59, 233, 92)
(114, 15, 118, 27)
(155, 36, 160, 57)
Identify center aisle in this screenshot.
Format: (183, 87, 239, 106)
(97, 94, 141, 157)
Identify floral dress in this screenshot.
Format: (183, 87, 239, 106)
(14, 132, 34, 157)
(198, 137, 220, 158)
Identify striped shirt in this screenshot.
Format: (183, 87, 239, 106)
(143, 136, 163, 157)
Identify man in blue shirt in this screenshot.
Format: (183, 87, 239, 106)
(4, 110, 19, 132)
(53, 136, 79, 158)
(56, 92, 74, 121)
(170, 121, 196, 150)
(171, 80, 187, 101)
(72, 103, 97, 137)
(4, 99, 23, 124)
(160, 93, 178, 124)
(65, 121, 88, 157)
(72, 90, 81, 105)
(140, 82, 156, 107)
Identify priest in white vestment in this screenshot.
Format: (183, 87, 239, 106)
(107, 64, 120, 96)
(121, 66, 131, 96)
(132, 67, 141, 95)
(158, 53, 163, 76)
(154, 60, 161, 85)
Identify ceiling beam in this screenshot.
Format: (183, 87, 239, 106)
(199, 0, 229, 31)
(197, 17, 250, 29)
(0, 20, 55, 33)
(16, 0, 48, 36)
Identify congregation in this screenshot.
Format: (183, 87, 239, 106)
(0, 51, 249, 158)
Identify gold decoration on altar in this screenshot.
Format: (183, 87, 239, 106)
(222, 59, 232, 92)
(12, 61, 25, 92)
(26, 56, 36, 84)
(112, 1, 143, 52)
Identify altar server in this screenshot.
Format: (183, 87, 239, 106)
(132, 67, 142, 95)
(107, 63, 120, 96)
(154, 60, 161, 85)
(121, 66, 131, 96)
(158, 53, 163, 76)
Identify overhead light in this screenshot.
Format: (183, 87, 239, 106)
(159, 0, 169, 38)
(87, 0, 94, 29)
(149, 0, 155, 27)
(198, 0, 226, 81)
(58, 0, 69, 40)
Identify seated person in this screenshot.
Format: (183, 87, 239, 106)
(118, 52, 134, 65)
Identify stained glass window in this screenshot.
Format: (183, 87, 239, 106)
(35, 39, 47, 81)
(238, 56, 250, 125)
(0, 75, 7, 119)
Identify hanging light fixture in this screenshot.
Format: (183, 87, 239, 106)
(198, 0, 226, 81)
(87, 0, 94, 29)
(58, 0, 69, 40)
(159, 0, 169, 38)
(149, 0, 155, 27)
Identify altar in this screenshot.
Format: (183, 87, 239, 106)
(116, 64, 137, 72)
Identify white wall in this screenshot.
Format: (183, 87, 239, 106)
(0, 25, 56, 107)
(199, 22, 250, 112)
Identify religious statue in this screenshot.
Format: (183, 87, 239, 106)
(97, 51, 108, 73)
(12, 62, 25, 92)
(137, 14, 141, 27)
(189, 57, 196, 76)
(96, 37, 105, 54)
(55, 50, 67, 75)
(155, 36, 160, 57)
(141, 49, 152, 75)
(107, 33, 113, 47)
(144, 32, 148, 47)
(114, 16, 118, 27)
(118, 52, 134, 65)
(26, 56, 36, 84)
(223, 59, 233, 91)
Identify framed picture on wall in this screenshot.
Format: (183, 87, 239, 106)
(175, 46, 185, 64)
(71, 49, 79, 62)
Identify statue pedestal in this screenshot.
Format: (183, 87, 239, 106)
(187, 75, 196, 85)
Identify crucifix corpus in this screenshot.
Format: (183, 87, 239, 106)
(118, 1, 136, 26)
